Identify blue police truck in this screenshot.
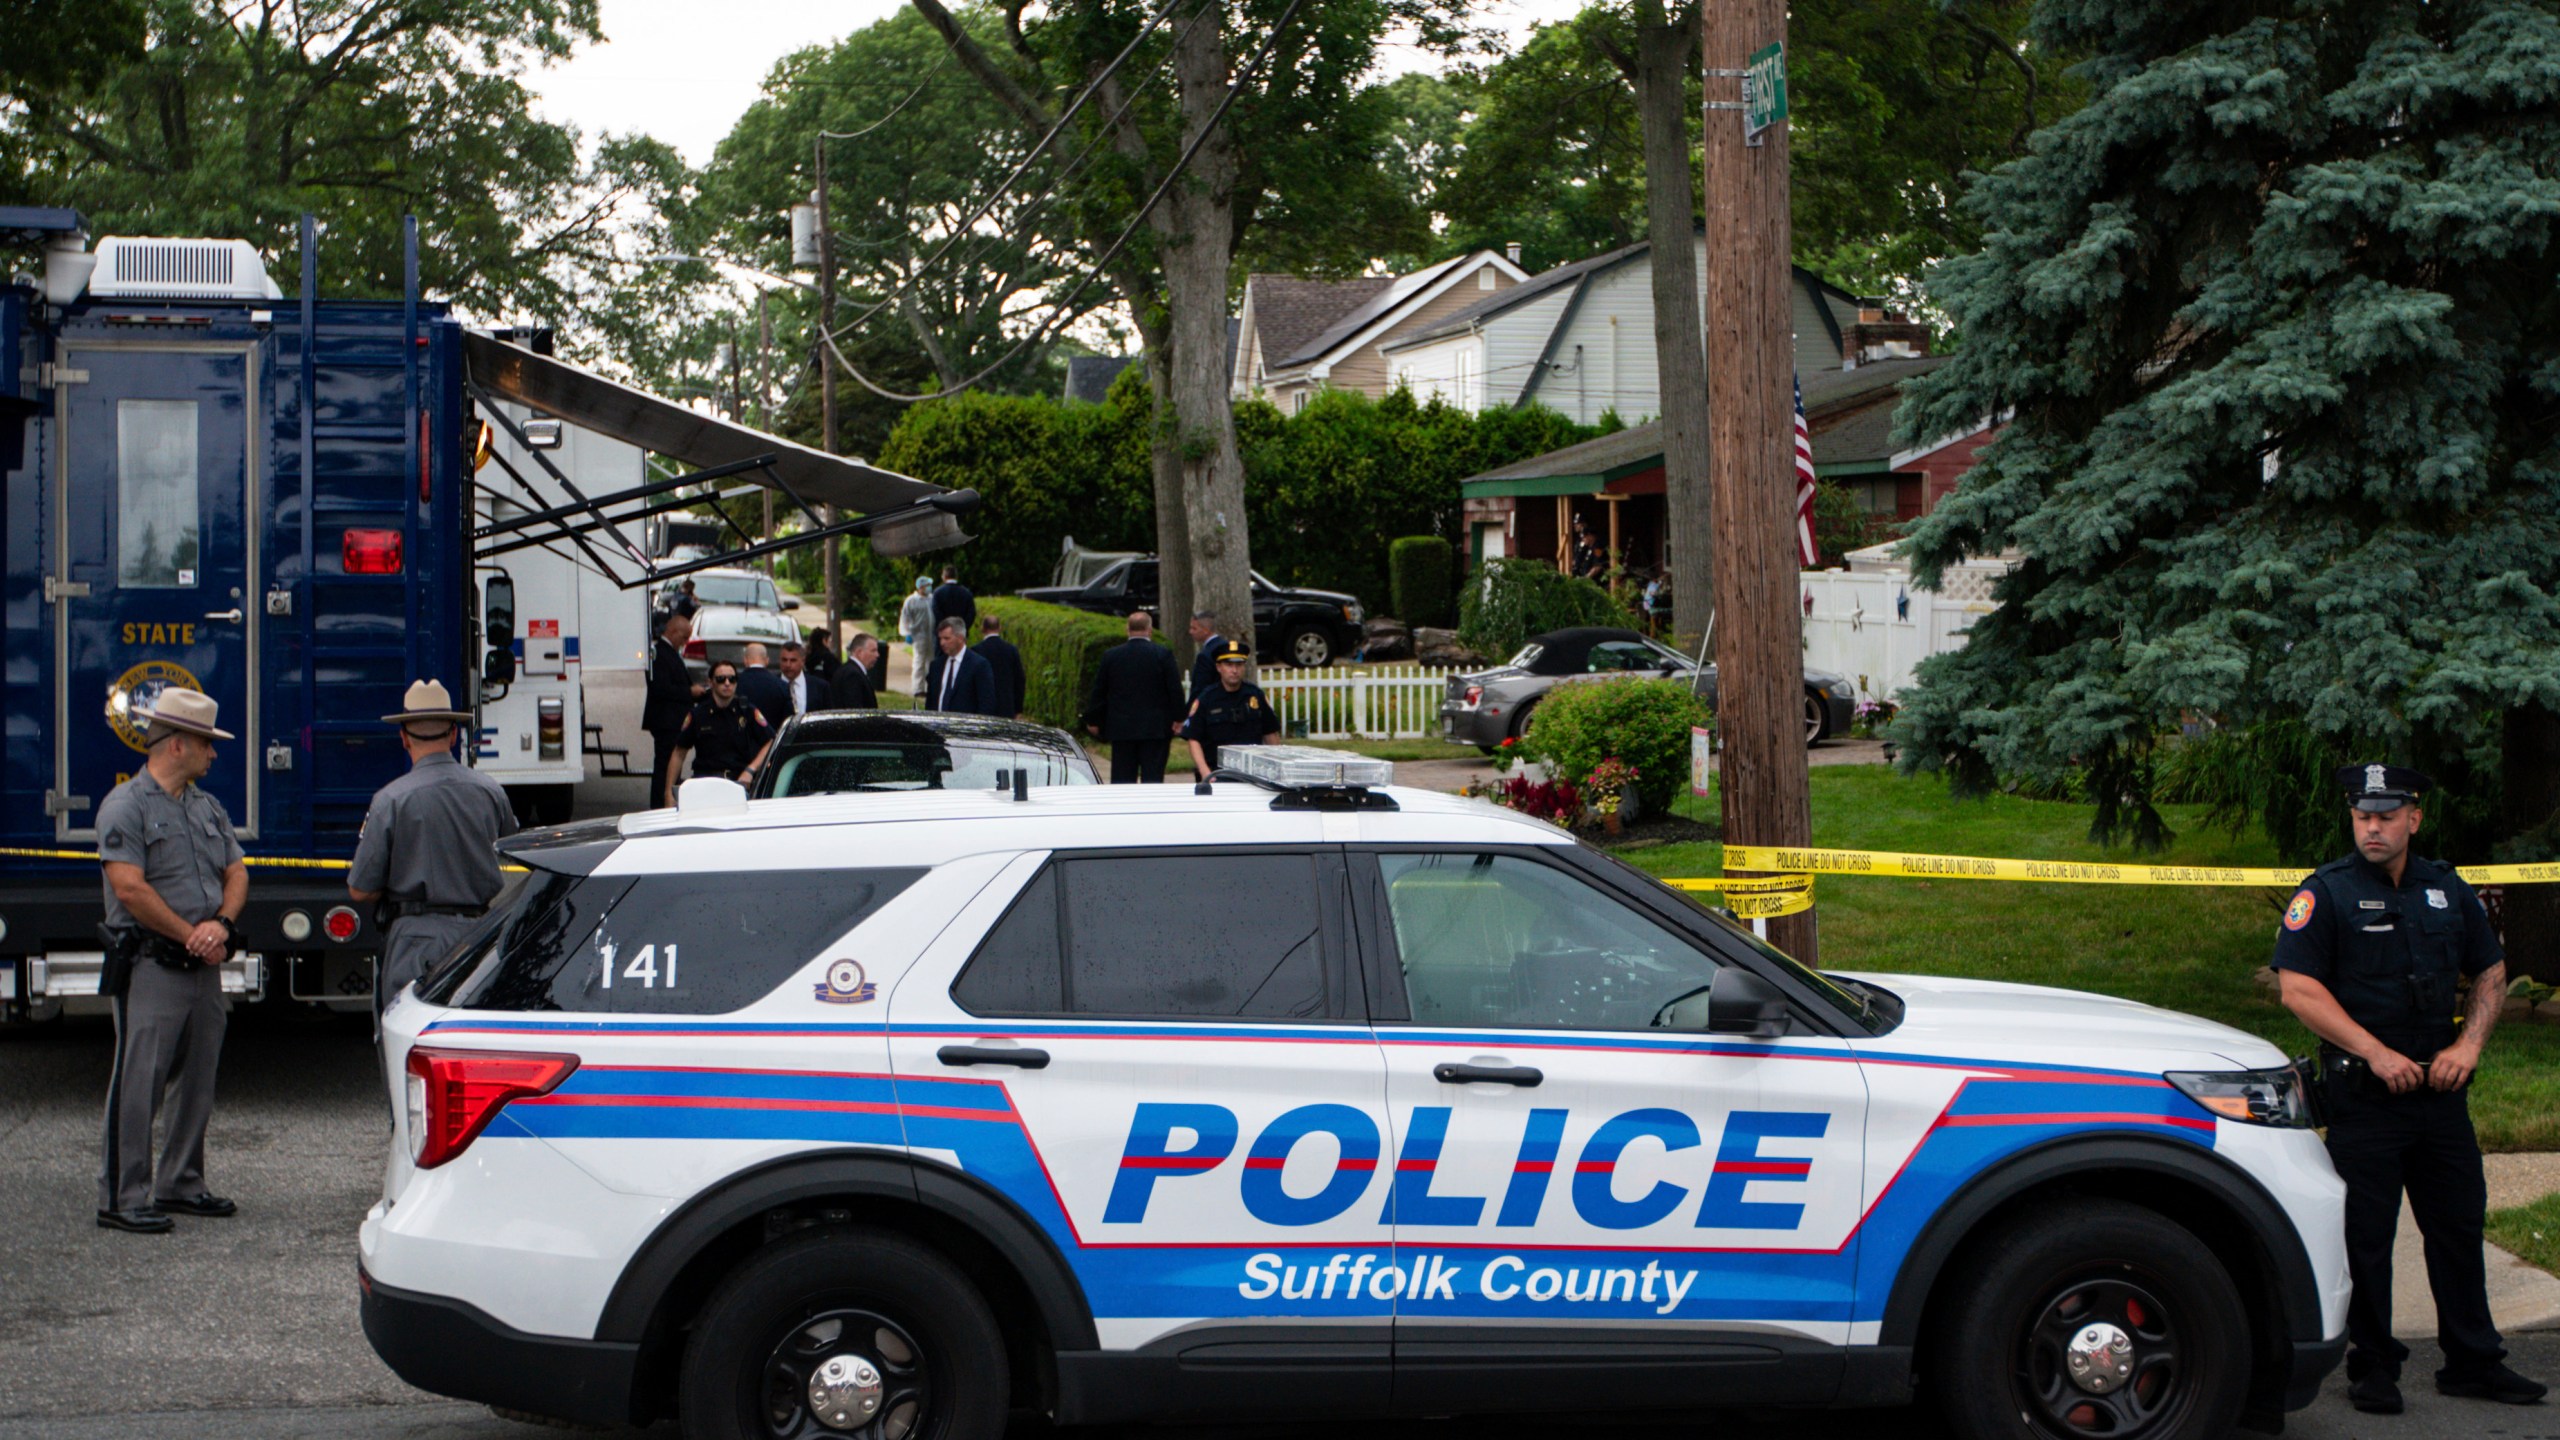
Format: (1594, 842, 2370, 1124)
(0, 207, 971, 1022)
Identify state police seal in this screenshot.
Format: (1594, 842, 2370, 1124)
(813, 958, 877, 1005)
(105, 660, 205, 754)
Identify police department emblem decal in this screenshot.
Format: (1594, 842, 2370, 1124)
(2283, 890, 2316, 931)
(104, 660, 205, 755)
(813, 958, 877, 1005)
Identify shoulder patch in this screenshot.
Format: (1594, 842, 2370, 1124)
(2283, 889, 2316, 931)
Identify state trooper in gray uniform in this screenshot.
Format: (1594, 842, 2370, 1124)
(347, 680, 516, 1017)
(95, 688, 247, 1235)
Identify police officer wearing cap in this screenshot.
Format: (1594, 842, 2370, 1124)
(94, 689, 247, 1235)
(348, 681, 517, 1019)
(1182, 639, 1282, 774)
(668, 659, 777, 793)
(2271, 763, 2544, 1412)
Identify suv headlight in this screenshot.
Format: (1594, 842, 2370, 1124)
(2165, 1066, 2315, 1128)
(1343, 603, 1362, 623)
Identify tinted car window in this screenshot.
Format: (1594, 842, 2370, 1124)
(422, 868, 923, 1014)
(1377, 852, 1721, 1031)
(769, 740, 1092, 796)
(1586, 642, 1662, 672)
(952, 855, 1327, 1020)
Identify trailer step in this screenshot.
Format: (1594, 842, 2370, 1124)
(582, 722, 638, 777)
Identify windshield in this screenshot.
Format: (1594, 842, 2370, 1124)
(769, 740, 1093, 795)
(687, 575, 780, 609)
(1641, 636, 1694, 668)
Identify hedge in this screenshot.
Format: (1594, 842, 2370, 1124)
(1388, 535, 1454, 627)
(980, 596, 1163, 733)
(1522, 676, 1711, 815)
(1457, 558, 1628, 662)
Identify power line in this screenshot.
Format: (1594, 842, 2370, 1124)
(824, 0, 1313, 406)
(817, 46, 955, 141)
(825, 0, 1196, 342)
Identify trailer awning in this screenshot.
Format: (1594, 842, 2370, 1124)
(462, 332, 967, 558)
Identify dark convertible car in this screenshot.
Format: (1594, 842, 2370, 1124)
(749, 711, 1098, 798)
(1016, 556, 1364, 668)
(1438, 626, 1856, 750)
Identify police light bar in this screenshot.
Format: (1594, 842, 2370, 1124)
(1221, 745, 1393, 789)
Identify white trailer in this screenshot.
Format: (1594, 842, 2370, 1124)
(471, 401, 649, 824)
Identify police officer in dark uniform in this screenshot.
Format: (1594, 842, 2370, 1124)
(1182, 639, 1281, 774)
(94, 688, 246, 1234)
(347, 680, 517, 1019)
(666, 660, 777, 792)
(2271, 763, 2544, 1413)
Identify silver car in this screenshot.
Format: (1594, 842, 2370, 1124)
(658, 568, 804, 681)
(1439, 625, 1856, 750)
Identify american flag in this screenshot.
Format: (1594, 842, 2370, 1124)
(1794, 373, 1819, 566)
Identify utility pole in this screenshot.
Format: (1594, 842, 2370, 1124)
(816, 140, 843, 646)
(1702, 0, 1817, 960)
(758, 289, 775, 574)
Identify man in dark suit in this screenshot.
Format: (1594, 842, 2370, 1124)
(931, 565, 976, 633)
(924, 617, 999, 715)
(1186, 610, 1225, 699)
(641, 605, 699, 804)
(854, 631, 890, 698)
(736, 644, 791, 726)
(976, 616, 1026, 720)
(1083, 611, 1184, 783)
(825, 634, 881, 710)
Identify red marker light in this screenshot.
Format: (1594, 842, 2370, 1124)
(405, 1047, 579, 1169)
(343, 528, 403, 575)
(322, 905, 361, 942)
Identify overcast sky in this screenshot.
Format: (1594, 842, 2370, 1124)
(530, 0, 1592, 167)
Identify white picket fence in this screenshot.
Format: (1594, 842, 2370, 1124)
(1251, 664, 1459, 740)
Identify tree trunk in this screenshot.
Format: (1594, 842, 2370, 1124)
(1701, 0, 1816, 961)
(1628, 0, 1714, 650)
(2503, 701, 2560, 983)
(1157, 9, 1254, 675)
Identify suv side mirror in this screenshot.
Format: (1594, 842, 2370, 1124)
(1705, 969, 1790, 1038)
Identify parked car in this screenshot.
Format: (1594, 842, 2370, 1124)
(656, 567, 803, 681)
(749, 711, 1098, 798)
(365, 766, 2346, 1437)
(1440, 626, 1854, 750)
(1016, 556, 1364, 669)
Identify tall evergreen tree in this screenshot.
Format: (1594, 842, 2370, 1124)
(1892, 1, 2560, 972)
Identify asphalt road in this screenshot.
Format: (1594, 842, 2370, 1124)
(1, 1009, 2550, 1440)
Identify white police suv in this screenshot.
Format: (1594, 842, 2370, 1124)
(360, 752, 2348, 1440)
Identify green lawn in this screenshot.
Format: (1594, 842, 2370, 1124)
(1623, 768, 2560, 1151)
(2488, 1192, 2560, 1274)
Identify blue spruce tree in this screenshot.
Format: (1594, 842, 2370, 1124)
(1892, 1, 2560, 971)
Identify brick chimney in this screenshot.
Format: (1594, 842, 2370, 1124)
(1841, 297, 1930, 369)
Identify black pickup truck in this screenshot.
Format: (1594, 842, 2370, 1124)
(1016, 557, 1365, 668)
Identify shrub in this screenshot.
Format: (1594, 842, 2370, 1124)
(1388, 535, 1454, 627)
(1457, 558, 1627, 662)
(978, 597, 1160, 732)
(1522, 676, 1710, 814)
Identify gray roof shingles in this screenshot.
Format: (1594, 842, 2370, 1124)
(1247, 275, 1393, 378)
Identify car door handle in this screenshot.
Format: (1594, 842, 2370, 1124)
(937, 1045, 1050, 1070)
(1433, 1062, 1542, 1087)
(203, 608, 245, 624)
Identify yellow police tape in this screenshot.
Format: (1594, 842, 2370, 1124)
(1717, 844, 2560, 889)
(1665, 873, 1817, 919)
(0, 845, 529, 875)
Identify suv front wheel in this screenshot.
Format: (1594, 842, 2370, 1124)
(680, 1229, 1009, 1440)
(1930, 1200, 2248, 1440)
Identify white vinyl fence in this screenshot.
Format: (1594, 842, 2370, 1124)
(1251, 664, 1458, 740)
(1798, 570, 1997, 704)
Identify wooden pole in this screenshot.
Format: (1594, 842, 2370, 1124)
(1702, 0, 1817, 960)
(817, 140, 843, 645)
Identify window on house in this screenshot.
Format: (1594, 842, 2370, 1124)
(1478, 268, 1496, 290)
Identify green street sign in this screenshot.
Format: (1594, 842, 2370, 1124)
(1745, 41, 1788, 139)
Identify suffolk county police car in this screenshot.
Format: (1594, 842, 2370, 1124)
(360, 751, 2347, 1440)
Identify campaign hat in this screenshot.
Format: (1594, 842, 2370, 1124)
(2337, 762, 2431, 813)
(383, 679, 474, 726)
(141, 688, 233, 742)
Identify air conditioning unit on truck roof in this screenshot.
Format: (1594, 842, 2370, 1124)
(86, 235, 282, 301)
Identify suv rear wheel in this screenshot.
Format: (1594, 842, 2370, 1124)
(1286, 623, 1336, 668)
(680, 1229, 1008, 1440)
(1930, 1200, 2247, 1440)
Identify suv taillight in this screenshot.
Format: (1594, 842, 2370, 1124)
(405, 1047, 578, 1169)
(1464, 685, 1483, 707)
(343, 528, 404, 574)
(682, 637, 707, 660)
